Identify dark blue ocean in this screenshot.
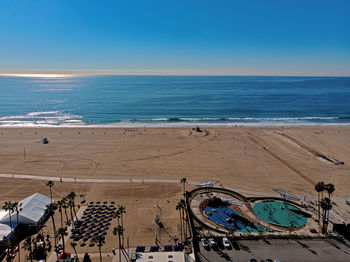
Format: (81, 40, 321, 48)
(0, 75, 350, 127)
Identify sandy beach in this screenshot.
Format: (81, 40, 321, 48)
(1, 126, 350, 257)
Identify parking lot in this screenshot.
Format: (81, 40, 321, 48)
(196, 237, 350, 262)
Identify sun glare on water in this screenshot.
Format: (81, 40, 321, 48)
(0, 73, 73, 78)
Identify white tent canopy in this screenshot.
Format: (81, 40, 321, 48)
(0, 193, 51, 239)
(0, 210, 11, 240)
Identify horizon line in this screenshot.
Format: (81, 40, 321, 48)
(1, 73, 350, 78)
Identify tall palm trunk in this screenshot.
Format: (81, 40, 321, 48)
(317, 191, 320, 221)
(323, 209, 327, 233)
(99, 245, 102, 262)
(8, 210, 13, 235)
(29, 241, 33, 262)
(63, 207, 69, 224)
(178, 209, 183, 243)
(16, 212, 20, 262)
(120, 214, 125, 247)
(72, 200, 78, 221)
(61, 233, 65, 254)
(69, 205, 75, 226)
(182, 207, 186, 241)
(326, 205, 331, 224)
(51, 214, 57, 253)
(71, 242, 78, 260)
(50, 187, 53, 203)
(59, 208, 63, 228)
(118, 233, 121, 262)
(185, 208, 190, 240)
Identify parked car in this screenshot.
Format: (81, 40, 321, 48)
(208, 238, 217, 248)
(222, 237, 231, 249)
(201, 238, 209, 248)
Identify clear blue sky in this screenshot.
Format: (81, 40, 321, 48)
(0, 0, 349, 75)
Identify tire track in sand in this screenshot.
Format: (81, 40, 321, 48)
(248, 135, 315, 186)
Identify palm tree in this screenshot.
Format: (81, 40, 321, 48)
(113, 210, 121, 227)
(45, 202, 58, 252)
(320, 197, 332, 234)
(117, 205, 126, 246)
(176, 201, 183, 243)
(3, 201, 16, 236)
(67, 192, 78, 222)
(314, 181, 325, 222)
(66, 197, 75, 226)
(57, 200, 64, 228)
(70, 241, 78, 260)
(14, 202, 22, 262)
(62, 197, 69, 224)
(113, 226, 124, 262)
(179, 199, 187, 240)
(22, 236, 33, 262)
(56, 227, 68, 255)
(46, 180, 54, 203)
(92, 234, 105, 262)
(117, 205, 126, 227)
(325, 183, 335, 200)
(180, 178, 187, 198)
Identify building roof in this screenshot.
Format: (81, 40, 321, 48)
(0, 193, 51, 239)
(136, 252, 187, 262)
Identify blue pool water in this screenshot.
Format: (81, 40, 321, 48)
(204, 206, 266, 233)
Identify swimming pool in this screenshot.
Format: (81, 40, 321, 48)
(204, 206, 266, 233)
(253, 200, 308, 228)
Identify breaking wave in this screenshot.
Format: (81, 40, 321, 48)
(0, 113, 349, 127)
(0, 111, 83, 127)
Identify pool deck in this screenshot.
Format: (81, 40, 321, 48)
(189, 190, 322, 238)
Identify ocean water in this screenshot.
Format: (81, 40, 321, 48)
(0, 75, 349, 127)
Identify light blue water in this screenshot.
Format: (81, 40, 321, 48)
(253, 201, 308, 228)
(0, 75, 349, 127)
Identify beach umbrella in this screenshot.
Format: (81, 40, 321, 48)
(164, 245, 173, 252)
(136, 246, 145, 252)
(150, 246, 159, 252)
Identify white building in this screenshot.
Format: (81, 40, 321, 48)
(0, 193, 52, 240)
(135, 252, 195, 262)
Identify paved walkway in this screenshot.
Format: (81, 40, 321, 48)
(0, 173, 274, 196)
